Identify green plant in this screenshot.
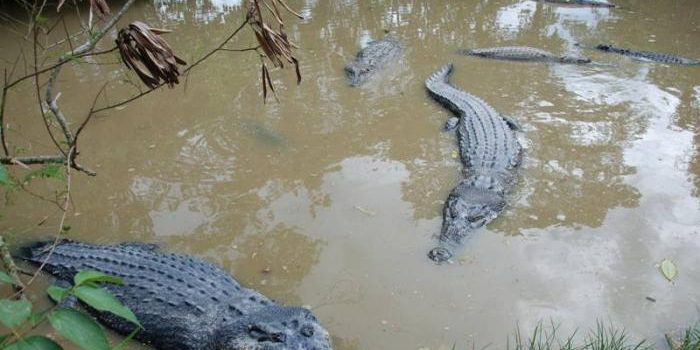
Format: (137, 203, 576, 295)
(507, 320, 651, 350)
(666, 321, 700, 350)
(0, 270, 141, 350)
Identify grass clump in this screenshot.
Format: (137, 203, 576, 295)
(508, 320, 651, 350)
(666, 321, 700, 350)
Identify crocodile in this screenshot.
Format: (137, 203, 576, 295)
(345, 37, 402, 86)
(543, 0, 615, 7)
(593, 44, 700, 65)
(425, 64, 522, 263)
(22, 240, 333, 350)
(461, 46, 591, 64)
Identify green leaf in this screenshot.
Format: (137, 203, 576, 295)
(0, 298, 32, 329)
(0, 271, 15, 284)
(34, 15, 49, 25)
(47, 286, 69, 303)
(0, 164, 9, 186)
(74, 271, 123, 287)
(5, 335, 63, 350)
(48, 309, 109, 350)
(660, 259, 678, 281)
(73, 286, 140, 327)
(23, 165, 64, 183)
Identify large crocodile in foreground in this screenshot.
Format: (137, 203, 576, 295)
(425, 64, 522, 263)
(593, 44, 700, 65)
(23, 240, 332, 350)
(461, 46, 590, 64)
(345, 37, 402, 86)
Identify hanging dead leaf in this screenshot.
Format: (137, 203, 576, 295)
(116, 21, 187, 89)
(246, 0, 302, 101)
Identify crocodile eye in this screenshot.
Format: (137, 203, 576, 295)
(468, 215, 484, 223)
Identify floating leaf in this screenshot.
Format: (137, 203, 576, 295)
(4, 336, 63, 350)
(47, 285, 70, 303)
(73, 286, 141, 327)
(0, 271, 15, 284)
(74, 271, 123, 287)
(660, 259, 678, 281)
(0, 298, 32, 329)
(48, 309, 109, 350)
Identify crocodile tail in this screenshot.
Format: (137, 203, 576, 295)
(425, 63, 454, 88)
(426, 64, 468, 117)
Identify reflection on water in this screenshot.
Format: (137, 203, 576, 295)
(154, 0, 242, 23)
(2, 0, 700, 349)
(495, 1, 537, 38)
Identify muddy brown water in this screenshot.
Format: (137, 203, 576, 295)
(1, 0, 700, 349)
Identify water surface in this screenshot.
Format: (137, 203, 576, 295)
(1, 0, 700, 348)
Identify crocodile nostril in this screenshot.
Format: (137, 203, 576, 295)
(300, 325, 314, 337)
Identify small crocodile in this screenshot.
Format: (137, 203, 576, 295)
(345, 37, 402, 86)
(543, 0, 615, 7)
(425, 64, 522, 263)
(594, 44, 700, 65)
(22, 240, 332, 350)
(461, 46, 591, 64)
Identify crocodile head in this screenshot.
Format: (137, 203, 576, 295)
(595, 44, 612, 51)
(560, 55, 591, 64)
(344, 63, 372, 86)
(429, 181, 506, 263)
(215, 305, 332, 350)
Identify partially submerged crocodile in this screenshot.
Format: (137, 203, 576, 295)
(543, 0, 615, 8)
(425, 64, 522, 263)
(461, 46, 591, 64)
(23, 240, 332, 350)
(594, 44, 700, 65)
(345, 37, 402, 86)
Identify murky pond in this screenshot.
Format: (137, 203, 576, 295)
(2, 0, 700, 348)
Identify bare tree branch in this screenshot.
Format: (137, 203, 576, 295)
(0, 236, 25, 293)
(33, 27, 65, 154)
(1, 155, 65, 165)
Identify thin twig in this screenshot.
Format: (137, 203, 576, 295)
(5, 46, 118, 91)
(12, 146, 73, 298)
(1, 69, 9, 156)
(61, 16, 74, 53)
(218, 46, 260, 52)
(75, 82, 107, 140)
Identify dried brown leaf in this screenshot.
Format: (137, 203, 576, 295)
(115, 21, 187, 89)
(246, 0, 302, 101)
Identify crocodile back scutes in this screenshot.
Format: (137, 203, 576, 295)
(425, 64, 521, 177)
